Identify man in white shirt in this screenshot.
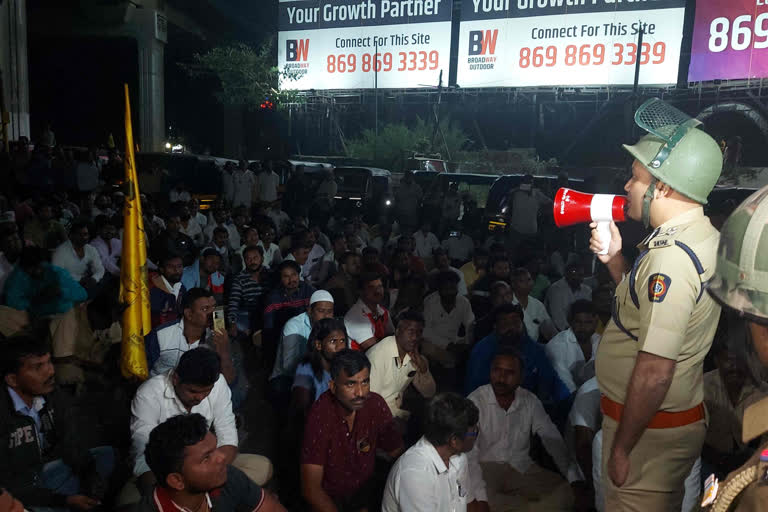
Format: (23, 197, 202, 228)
(178, 203, 205, 247)
(566, 377, 601, 497)
(413, 222, 440, 261)
(284, 231, 325, 285)
(190, 198, 207, 228)
(468, 348, 587, 511)
(510, 267, 556, 342)
(128, 348, 272, 500)
(367, 310, 436, 422)
(204, 208, 240, 250)
(255, 163, 279, 204)
(144, 288, 236, 386)
(382, 393, 488, 512)
(545, 262, 592, 331)
(413, 221, 440, 260)
(51, 220, 105, 286)
(545, 299, 600, 393)
(231, 160, 256, 208)
(344, 273, 394, 350)
(91, 216, 122, 277)
(422, 271, 475, 370)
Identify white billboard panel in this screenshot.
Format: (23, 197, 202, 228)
(278, 0, 453, 90)
(457, 0, 686, 88)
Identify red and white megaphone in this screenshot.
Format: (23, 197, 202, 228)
(553, 188, 627, 255)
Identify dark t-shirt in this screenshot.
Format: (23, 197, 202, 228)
(137, 466, 263, 512)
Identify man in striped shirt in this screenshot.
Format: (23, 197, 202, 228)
(227, 245, 269, 337)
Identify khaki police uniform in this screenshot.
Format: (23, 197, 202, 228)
(596, 206, 721, 511)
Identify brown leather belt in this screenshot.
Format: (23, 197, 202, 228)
(600, 395, 705, 429)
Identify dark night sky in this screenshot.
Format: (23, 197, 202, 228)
(25, 1, 768, 167)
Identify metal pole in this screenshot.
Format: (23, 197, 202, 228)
(632, 26, 644, 97)
(627, 25, 644, 142)
(0, 70, 8, 152)
(374, 39, 379, 137)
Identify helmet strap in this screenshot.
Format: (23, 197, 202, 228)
(642, 177, 658, 229)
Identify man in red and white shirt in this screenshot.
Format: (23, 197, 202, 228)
(344, 273, 394, 351)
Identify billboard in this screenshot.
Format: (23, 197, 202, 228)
(688, 1, 768, 82)
(457, 0, 686, 88)
(278, 0, 453, 90)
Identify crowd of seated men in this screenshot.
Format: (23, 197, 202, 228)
(0, 146, 761, 512)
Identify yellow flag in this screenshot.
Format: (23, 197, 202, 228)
(119, 84, 152, 380)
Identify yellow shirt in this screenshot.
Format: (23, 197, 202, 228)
(366, 335, 436, 419)
(460, 262, 483, 292)
(596, 207, 721, 411)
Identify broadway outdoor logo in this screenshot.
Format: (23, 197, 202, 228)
(285, 39, 310, 76)
(467, 29, 497, 70)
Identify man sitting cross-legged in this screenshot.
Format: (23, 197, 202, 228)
(301, 349, 404, 512)
(123, 347, 272, 505)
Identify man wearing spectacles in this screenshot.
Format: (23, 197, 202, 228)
(382, 393, 488, 512)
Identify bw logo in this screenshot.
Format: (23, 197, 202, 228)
(286, 39, 310, 62)
(468, 30, 498, 56)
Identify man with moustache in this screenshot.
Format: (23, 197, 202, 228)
(301, 350, 404, 512)
(263, 261, 316, 371)
(228, 245, 269, 337)
(148, 253, 187, 328)
(588, 99, 722, 510)
(345, 273, 394, 351)
(468, 349, 585, 511)
(465, 304, 570, 410)
(368, 310, 436, 423)
(0, 335, 115, 511)
(145, 288, 236, 391)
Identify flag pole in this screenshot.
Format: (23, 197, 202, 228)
(119, 84, 151, 380)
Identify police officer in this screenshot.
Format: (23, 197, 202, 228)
(588, 99, 724, 510)
(704, 185, 768, 511)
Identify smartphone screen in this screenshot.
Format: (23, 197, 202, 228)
(212, 306, 226, 332)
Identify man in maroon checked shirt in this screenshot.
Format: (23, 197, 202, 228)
(301, 349, 404, 512)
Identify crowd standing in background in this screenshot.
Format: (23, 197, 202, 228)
(0, 101, 765, 512)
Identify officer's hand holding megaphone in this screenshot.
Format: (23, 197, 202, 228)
(588, 221, 622, 264)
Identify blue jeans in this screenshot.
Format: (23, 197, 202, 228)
(30, 446, 115, 512)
